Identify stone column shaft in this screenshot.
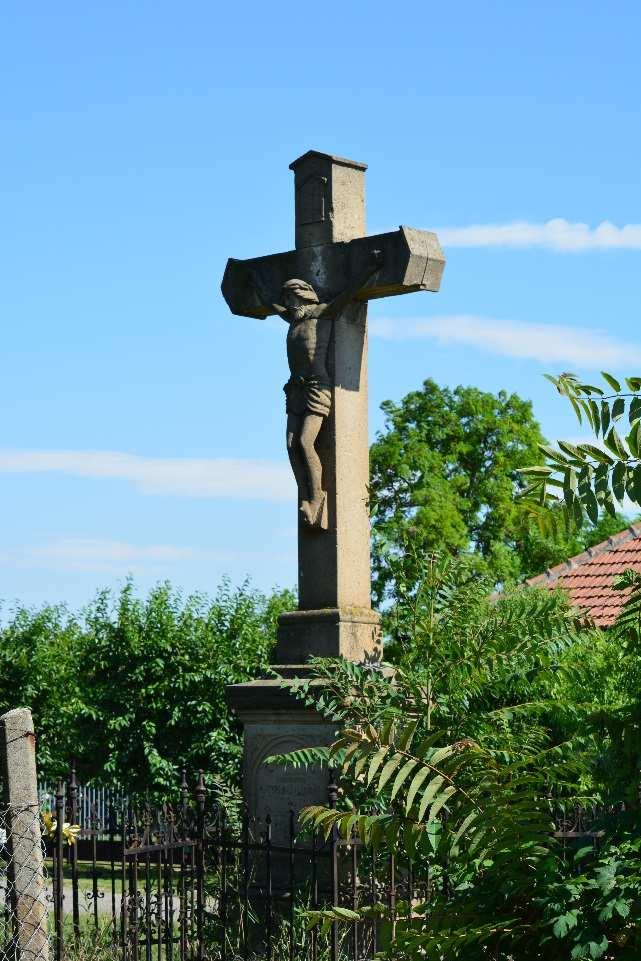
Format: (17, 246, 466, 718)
(279, 151, 380, 664)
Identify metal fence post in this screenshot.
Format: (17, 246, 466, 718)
(194, 771, 206, 961)
(328, 774, 339, 961)
(265, 815, 273, 961)
(68, 761, 80, 940)
(54, 781, 64, 961)
(0, 708, 50, 961)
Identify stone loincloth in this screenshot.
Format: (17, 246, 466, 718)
(284, 375, 332, 418)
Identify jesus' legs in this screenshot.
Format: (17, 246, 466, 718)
(286, 413, 307, 502)
(299, 413, 326, 527)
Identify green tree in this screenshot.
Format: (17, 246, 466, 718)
(0, 602, 84, 777)
(517, 510, 632, 579)
(75, 578, 294, 793)
(370, 378, 632, 599)
(369, 379, 546, 601)
(0, 578, 295, 793)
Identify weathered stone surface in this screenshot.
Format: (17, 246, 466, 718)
(289, 150, 367, 249)
(223, 150, 445, 830)
(276, 607, 381, 663)
(227, 684, 336, 843)
(291, 298, 373, 601)
(221, 226, 445, 320)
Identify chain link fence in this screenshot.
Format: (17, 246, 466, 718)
(0, 710, 50, 961)
(0, 804, 49, 961)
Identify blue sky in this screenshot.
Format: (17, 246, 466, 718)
(2, 1, 640, 611)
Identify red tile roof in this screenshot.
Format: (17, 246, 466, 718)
(526, 523, 641, 627)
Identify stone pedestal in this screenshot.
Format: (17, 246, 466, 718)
(228, 606, 381, 836)
(226, 675, 337, 842)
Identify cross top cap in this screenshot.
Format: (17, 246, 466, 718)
(289, 150, 368, 172)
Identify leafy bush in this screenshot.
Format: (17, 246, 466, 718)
(0, 577, 295, 793)
(273, 547, 641, 958)
(522, 370, 641, 528)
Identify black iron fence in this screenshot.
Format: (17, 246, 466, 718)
(45, 768, 425, 961)
(39, 779, 126, 834)
(43, 765, 631, 961)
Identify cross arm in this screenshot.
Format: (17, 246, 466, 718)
(221, 226, 445, 319)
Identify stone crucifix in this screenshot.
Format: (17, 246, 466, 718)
(222, 150, 445, 661)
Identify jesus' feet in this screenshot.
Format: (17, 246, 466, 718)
(300, 491, 327, 529)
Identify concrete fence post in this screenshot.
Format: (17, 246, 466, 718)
(0, 708, 49, 961)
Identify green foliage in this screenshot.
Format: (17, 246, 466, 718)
(51, 921, 120, 961)
(612, 569, 641, 646)
(521, 371, 641, 530)
(272, 553, 619, 957)
(0, 603, 84, 777)
(583, 570, 641, 812)
(517, 511, 632, 580)
(369, 379, 546, 598)
(280, 370, 641, 957)
(537, 835, 641, 959)
(369, 377, 628, 595)
(272, 541, 641, 958)
(0, 578, 294, 793)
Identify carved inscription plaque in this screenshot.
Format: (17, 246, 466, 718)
(244, 723, 335, 841)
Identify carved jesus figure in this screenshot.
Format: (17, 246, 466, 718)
(252, 254, 382, 529)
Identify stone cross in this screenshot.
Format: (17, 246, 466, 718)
(222, 150, 445, 665)
(224, 151, 445, 834)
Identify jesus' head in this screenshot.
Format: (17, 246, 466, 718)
(280, 279, 320, 308)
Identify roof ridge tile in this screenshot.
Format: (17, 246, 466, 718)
(525, 521, 641, 627)
(526, 523, 641, 587)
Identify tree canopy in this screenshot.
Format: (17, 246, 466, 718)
(369, 379, 546, 597)
(0, 577, 295, 793)
(369, 378, 632, 602)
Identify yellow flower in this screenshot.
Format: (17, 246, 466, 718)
(41, 813, 81, 845)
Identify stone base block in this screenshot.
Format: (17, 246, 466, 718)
(276, 607, 381, 664)
(227, 677, 336, 843)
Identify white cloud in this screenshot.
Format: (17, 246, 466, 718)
(0, 450, 294, 501)
(32, 539, 211, 563)
(0, 538, 233, 574)
(436, 219, 641, 252)
(369, 315, 641, 368)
